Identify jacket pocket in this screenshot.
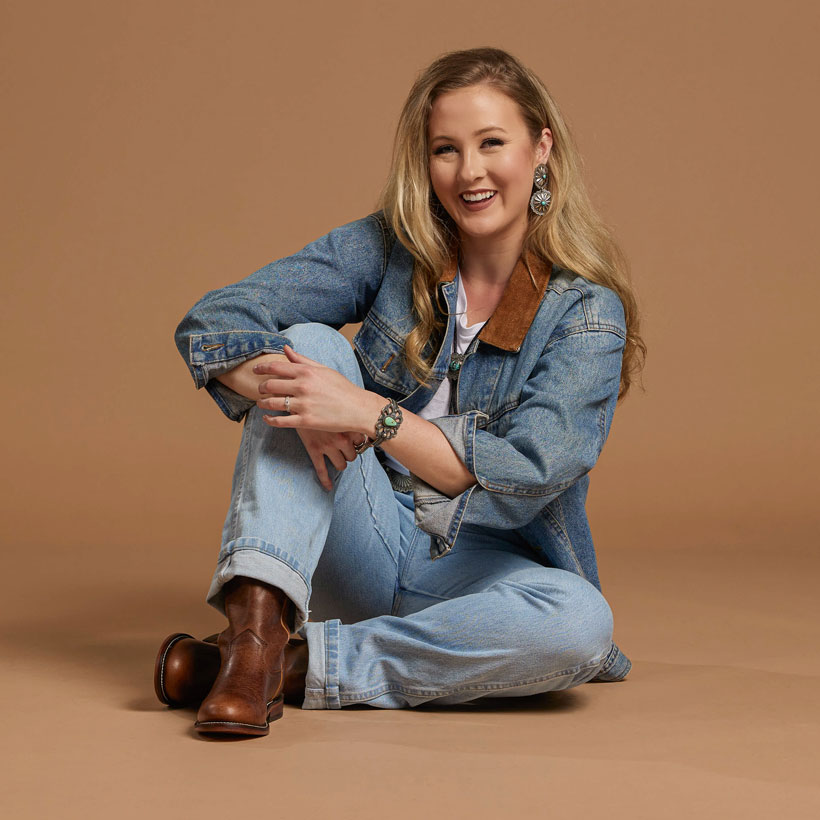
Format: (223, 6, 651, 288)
(352, 311, 419, 394)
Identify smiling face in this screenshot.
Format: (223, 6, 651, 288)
(428, 83, 552, 250)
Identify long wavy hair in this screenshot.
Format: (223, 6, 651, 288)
(375, 46, 646, 400)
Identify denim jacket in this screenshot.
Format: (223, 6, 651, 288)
(174, 211, 632, 682)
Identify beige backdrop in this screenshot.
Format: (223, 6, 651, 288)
(2, 1, 819, 817)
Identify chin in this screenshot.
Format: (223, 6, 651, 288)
(455, 216, 512, 241)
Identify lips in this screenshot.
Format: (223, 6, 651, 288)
(458, 190, 498, 213)
(460, 190, 497, 202)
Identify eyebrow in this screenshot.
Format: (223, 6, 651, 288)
(429, 126, 508, 142)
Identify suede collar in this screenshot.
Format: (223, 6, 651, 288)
(438, 250, 553, 353)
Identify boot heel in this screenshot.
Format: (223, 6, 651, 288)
(267, 693, 285, 723)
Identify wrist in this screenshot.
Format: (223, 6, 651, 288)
(354, 393, 405, 455)
(358, 391, 390, 437)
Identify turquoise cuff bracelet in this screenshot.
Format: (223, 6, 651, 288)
(354, 398, 404, 455)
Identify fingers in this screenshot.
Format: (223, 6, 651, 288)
(306, 449, 333, 492)
(308, 446, 347, 492)
(253, 360, 300, 378)
(338, 434, 358, 462)
(284, 344, 325, 367)
(283, 344, 309, 362)
(327, 452, 348, 474)
(257, 394, 293, 410)
(262, 412, 299, 427)
(257, 375, 298, 396)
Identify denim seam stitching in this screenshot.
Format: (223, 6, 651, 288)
(193, 345, 288, 369)
(540, 507, 585, 577)
(396, 583, 451, 602)
(337, 650, 611, 701)
(367, 309, 405, 347)
(594, 641, 629, 679)
(227, 417, 253, 542)
(545, 326, 626, 349)
(470, 474, 578, 497)
(369, 211, 389, 274)
(358, 455, 400, 572)
(397, 527, 425, 591)
(215, 544, 312, 597)
(206, 382, 241, 421)
(444, 482, 479, 548)
(353, 341, 405, 393)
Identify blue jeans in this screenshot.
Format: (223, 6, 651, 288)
(205, 322, 615, 709)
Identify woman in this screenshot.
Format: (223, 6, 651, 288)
(154, 46, 646, 738)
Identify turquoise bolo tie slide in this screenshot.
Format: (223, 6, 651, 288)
(448, 353, 466, 380)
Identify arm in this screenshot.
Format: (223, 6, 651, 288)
(355, 390, 477, 499)
(174, 213, 388, 421)
(213, 353, 476, 500)
(408, 320, 626, 541)
(212, 352, 288, 400)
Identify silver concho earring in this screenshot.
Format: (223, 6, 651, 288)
(529, 163, 551, 215)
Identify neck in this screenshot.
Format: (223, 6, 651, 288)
(457, 222, 527, 287)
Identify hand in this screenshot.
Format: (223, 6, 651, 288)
(253, 344, 370, 435)
(295, 428, 363, 492)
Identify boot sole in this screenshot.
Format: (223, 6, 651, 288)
(193, 693, 285, 737)
(154, 632, 195, 707)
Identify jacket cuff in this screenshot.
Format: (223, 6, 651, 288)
(409, 411, 487, 557)
(184, 330, 292, 422)
(187, 330, 292, 389)
(204, 380, 258, 423)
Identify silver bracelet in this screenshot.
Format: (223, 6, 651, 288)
(354, 398, 403, 455)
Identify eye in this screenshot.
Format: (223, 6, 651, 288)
(432, 138, 505, 155)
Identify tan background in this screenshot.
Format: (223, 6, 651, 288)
(2, 0, 818, 817)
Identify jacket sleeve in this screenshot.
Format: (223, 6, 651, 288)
(174, 212, 388, 421)
(409, 325, 626, 544)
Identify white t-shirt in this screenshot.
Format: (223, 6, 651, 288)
(382, 269, 486, 476)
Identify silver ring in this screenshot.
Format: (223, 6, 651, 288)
(284, 395, 291, 414)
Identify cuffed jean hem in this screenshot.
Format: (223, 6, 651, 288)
(301, 619, 342, 710)
(300, 640, 613, 710)
(588, 640, 632, 682)
(205, 537, 313, 634)
(294, 618, 614, 710)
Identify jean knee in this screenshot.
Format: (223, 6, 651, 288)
(281, 322, 362, 386)
(503, 568, 614, 670)
(559, 571, 614, 666)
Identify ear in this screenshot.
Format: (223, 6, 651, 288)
(536, 127, 553, 165)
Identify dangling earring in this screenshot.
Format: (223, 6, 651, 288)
(529, 163, 551, 215)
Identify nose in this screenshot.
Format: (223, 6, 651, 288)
(456, 147, 486, 187)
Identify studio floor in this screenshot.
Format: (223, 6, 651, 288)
(3, 541, 818, 819)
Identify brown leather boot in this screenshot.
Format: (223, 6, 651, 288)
(154, 632, 221, 708)
(154, 632, 309, 709)
(281, 639, 309, 706)
(194, 576, 294, 737)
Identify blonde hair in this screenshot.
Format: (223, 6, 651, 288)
(375, 46, 646, 400)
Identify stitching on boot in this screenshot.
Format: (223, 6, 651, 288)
(159, 634, 193, 702)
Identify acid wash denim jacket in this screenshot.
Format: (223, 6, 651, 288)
(174, 210, 632, 682)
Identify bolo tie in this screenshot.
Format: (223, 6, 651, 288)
(446, 329, 466, 415)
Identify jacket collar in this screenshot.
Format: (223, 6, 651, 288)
(438, 249, 553, 352)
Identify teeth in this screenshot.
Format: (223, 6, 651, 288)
(462, 191, 496, 202)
